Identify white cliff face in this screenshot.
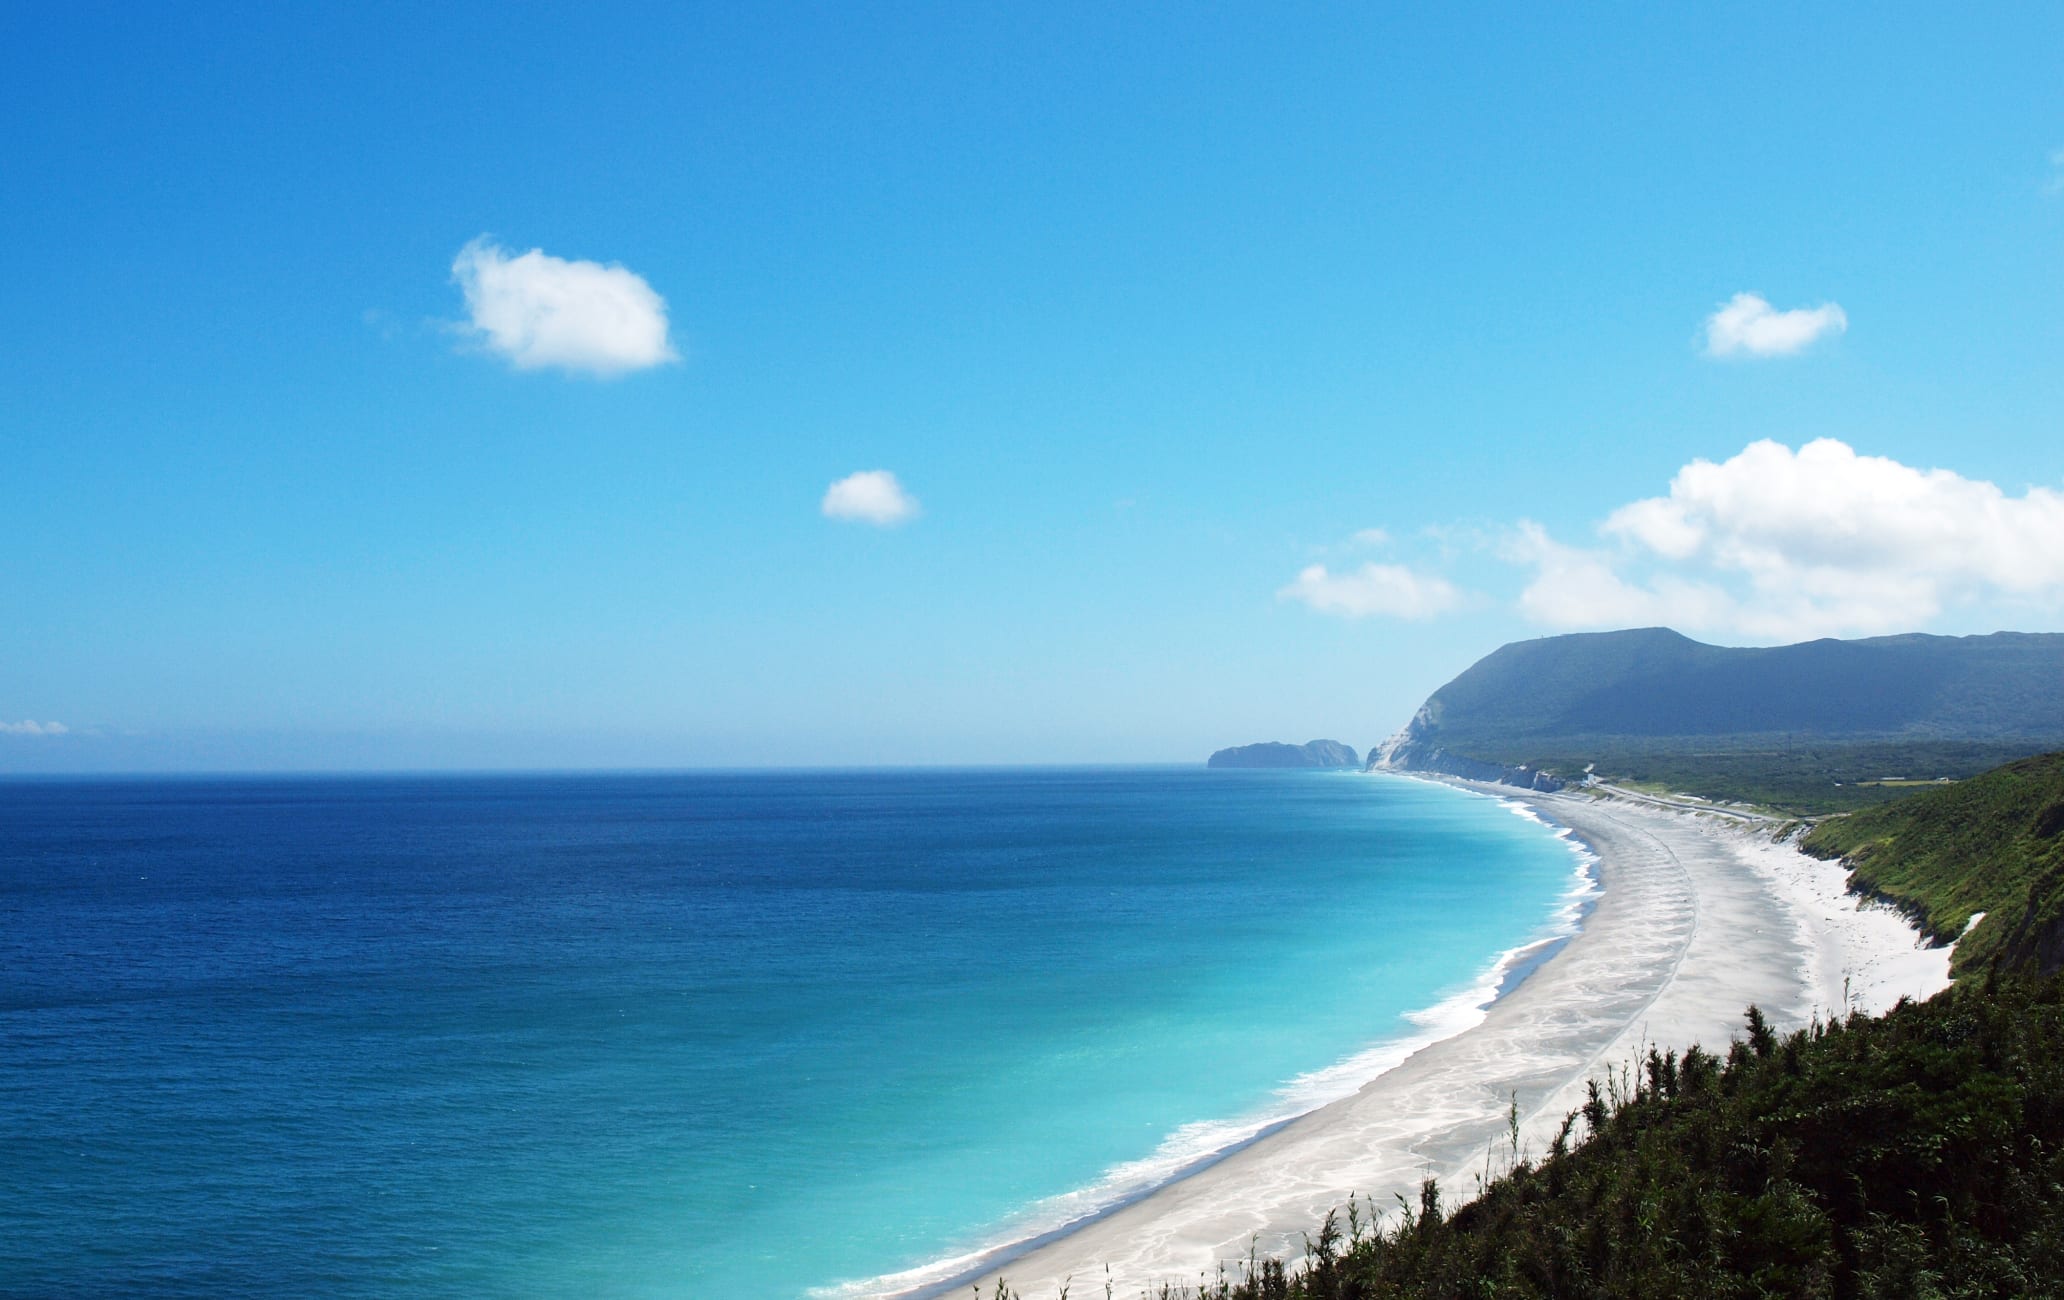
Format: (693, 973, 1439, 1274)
(1370, 704, 1437, 769)
(1368, 703, 1567, 791)
(1369, 728, 1412, 769)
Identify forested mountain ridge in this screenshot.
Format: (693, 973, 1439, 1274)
(1383, 627, 2064, 749)
(1371, 628, 2064, 810)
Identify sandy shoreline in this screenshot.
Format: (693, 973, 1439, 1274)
(932, 776, 1952, 1299)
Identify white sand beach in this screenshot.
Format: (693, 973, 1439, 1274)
(942, 776, 1953, 1299)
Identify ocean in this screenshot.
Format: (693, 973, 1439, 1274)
(0, 768, 1588, 1297)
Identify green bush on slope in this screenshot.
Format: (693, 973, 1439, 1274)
(1287, 982, 2064, 1299)
(1011, 980, 2064, 1300)
(1802, 752, 2064, 973)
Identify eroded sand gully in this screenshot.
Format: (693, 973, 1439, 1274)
(936, 782, 1949, 1299)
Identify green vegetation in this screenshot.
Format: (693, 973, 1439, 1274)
(1410, 628, 2064, 748)
(1047, 979, 2064, 1299)
(1384, 628, 2064, 813)
(1802, 752, 2064, 974)
(1476, 738, 2037, 815)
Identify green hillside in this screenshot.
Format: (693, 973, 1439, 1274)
(1404, 628, 2064, 744)
(1802, 752, 2064, 975)
(1376, 629, 2064, 811)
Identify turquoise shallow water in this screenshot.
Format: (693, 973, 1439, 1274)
(0, 768, 1582, 1297)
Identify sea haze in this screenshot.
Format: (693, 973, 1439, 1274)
(0, 768, 1583, 1297)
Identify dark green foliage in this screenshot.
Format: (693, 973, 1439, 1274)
(1414, 629, 2064, 746)
(1803, 753, 2064, 973)
(1495, 739, 2041, 814)
(1112, 980, 2064, 1300)
(1386, 628, 2064, 812)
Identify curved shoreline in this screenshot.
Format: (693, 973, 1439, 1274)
(943, 777, 1952, 1299)
(840, 779, 1596, 1300)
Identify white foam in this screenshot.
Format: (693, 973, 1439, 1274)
(817, 795, 1602, 1300)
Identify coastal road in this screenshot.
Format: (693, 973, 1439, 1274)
(1581, 780, 1782, 827)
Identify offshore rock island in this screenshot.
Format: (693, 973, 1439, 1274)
(1207, 739, 1362, 769)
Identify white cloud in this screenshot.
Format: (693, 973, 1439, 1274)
(1506, 522, 1737, 632)
(1279, 562, 1464, 620)
(451, 238, 677, 377)
(1349, 527, 1392, 547)
(822, 470, 920, 526)
(1702, 292, 1847, 358)
(1512, 439, 2064, 640)
(2046, 148, 2064, 196)
(0, 720, 67, 737)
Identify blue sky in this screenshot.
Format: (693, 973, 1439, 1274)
(5, 4, 2064, 770)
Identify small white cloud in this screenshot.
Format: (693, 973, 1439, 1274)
(822, 470, 920, 526)
(1279, 562, 1463, 620)
(451, 237, 677, 377)
(1702, 292, 1847, 358)
(1349, 527, 1392, 547)
(1508, 439, 2064, 640)
(0, 720, 67, 737)
(2046, 148, 2064, 195)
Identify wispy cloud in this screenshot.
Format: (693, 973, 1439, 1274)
(822, 470, 920, 526)
(451, 238, 677, 377)
(1510, 439, 2064, 639)
(2047, 148, 2064, 196)
(0, 720, 67, 737)
(1702, 292, 1847, 358)
(1279, 562, 1463, 620)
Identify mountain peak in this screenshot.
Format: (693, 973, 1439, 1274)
(1372, 629, 2064, 796)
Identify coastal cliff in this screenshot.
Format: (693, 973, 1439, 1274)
(1208, 739, 1361, 770)
(1368, 730, 1565, 791)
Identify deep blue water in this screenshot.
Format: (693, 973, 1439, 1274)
(0, 768, 1581, 1297)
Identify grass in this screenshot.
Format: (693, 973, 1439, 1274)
(1460, 738, 2045, 815)
(1800, 752, 2064, 975)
